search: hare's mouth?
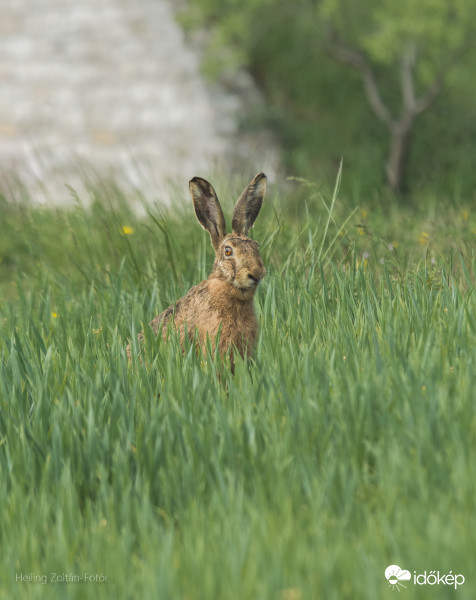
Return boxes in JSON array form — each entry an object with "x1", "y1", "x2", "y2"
[
  {"x1": 235, "y1": 277, "x2": 262, "y2": 291},
  {"x1": 243, "y1": 268, "x2": 266, "y2": 288},
  {"x1": 230, "y1": 266, "x2": 265, "y2": 291},
  {"x1": 247, "y1": 274, "x2": 261, "y2": 288}
]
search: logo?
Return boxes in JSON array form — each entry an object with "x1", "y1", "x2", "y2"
[
  {"x1": 385, "y1": 565, "x2": 411, "y2": 590},
  {"x1": 385, "y1": 565, "x2": 466, "y2": 591}
]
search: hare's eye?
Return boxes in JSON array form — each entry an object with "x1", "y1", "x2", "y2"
[{"x1": 224, "y1": 246, "x2": 233, "y2": 257}]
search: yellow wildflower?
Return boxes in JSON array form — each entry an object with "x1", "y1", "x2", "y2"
[
  {"x1": 282, "y1": 589, "x2": 302, "y2": 600},
  {"x1": 120, "y1": 226, "x2": 134, "y2": 235},
  {"x1": 419, "y1": 231, "x2": 429, "y2": 246}
]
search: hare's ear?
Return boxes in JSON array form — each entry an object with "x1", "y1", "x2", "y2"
[
  {"x1": 189, "y1": 177, "x2": 227, "y2": 251},
  {"x1": 231, "y1": 172, "x2": 266, "y2": 236}
]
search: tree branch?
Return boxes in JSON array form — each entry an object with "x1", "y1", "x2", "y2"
[
  {"x1": 400, "y1": 43, "x2": 417, "y2": 111},
  {"x1": 400, "y1": 42, "x2": 443, "y2": 117},
  {"x1": 327, "y1": 44, "x2": 394, "y2": 130},
  {"x1": 361, "y1": 65, "x2": 394, "y2": 129},
  {"x1": 413, "y1": 77, "x2": 443, "y2": 115}
]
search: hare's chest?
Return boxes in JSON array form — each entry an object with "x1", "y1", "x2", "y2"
[
  {"x1": 215, "y1": 302, "x2": 258, "y2": 357},
  {"x1": 194, "y1": 278, "x2": 259, "y2": 356}
]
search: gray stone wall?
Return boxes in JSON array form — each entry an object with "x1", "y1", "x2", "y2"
[{"x1": 0, "y1": 0, "x2": 278, "y2": 204}]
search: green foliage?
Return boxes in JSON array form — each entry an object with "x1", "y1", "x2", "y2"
[
  {"x1": 320, "y1": 0, "x2": 474, "y2": 71},
  {"x1": 180, "y1": 0, "x2": 476, "y2": 196},
  {"x1": 1, "y1": 177, "x2": 475, "y2": 598}
]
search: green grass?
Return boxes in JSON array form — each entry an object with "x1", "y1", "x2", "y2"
[{"x1": 1, "y1": 175, "x2": 475, "y2": 599}]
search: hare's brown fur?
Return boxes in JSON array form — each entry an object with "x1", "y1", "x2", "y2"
[{"x1": 127, "y1": 173, "x2": 267, "y2": 363}]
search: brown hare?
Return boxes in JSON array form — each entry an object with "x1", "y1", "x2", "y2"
[{"x1": 127, "y1": 172, "x2": 267, "y2": 364}]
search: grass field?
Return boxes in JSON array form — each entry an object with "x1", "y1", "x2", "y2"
[{"x1": 1, "y1": 173, "x2": 475, "y2": 599}]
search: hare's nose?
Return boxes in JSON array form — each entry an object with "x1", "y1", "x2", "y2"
[{"x1": 248, "y1": 273, "x2": 259, "y2": 285}]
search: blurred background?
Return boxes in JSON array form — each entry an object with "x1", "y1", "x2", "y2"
[
  {"x1": 0, "y1": 0, "x2": 279, "y2": 205},
  {"x1": 1, "y1": 0, "x2": 475, "y2": 204}
]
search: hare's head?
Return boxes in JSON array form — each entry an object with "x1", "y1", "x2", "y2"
[{"x1": 189, "y1": 172, "x2": 267, "y2": 295}]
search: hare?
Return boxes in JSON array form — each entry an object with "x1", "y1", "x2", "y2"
[{"x1": 127, "y1": 172, "x2": 267, "y2": 364}]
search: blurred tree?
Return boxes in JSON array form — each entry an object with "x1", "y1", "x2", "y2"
[
  {"x1": 315, "y1": 0, "x2": 476, "y2": 191},
  {"x1": 181, "y1": 0, "x2": 476, "y2": 195}
]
